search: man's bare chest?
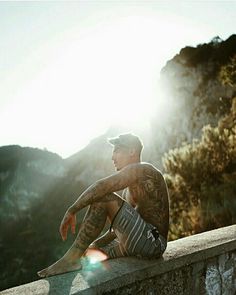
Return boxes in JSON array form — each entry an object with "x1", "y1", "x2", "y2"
[{"x1": 123, "y1": 184, "x2": 145, "y2": 207}]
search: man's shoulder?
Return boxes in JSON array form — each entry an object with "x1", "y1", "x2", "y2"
[{"x1": 124, "y1": 162, "x2": 161, "y2": 174}]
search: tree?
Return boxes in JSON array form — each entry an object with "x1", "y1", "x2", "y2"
[
  {"x1": 163, "y1": 57, "x2": 236, "y2": 240},
  {"x1": 219, "y1": 55, "x2": 236, "y2": 88}
]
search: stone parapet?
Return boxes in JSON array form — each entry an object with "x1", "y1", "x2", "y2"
[{"x1": 1, "y1": 225, "x2": 236, "y2": 294}]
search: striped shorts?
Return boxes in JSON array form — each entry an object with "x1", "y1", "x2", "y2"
[{"x1": 100, "y1": 201, "x2": 167, "y2": 259}]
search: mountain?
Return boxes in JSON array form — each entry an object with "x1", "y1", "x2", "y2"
[
  {"x1": 0, "y1": 145, "x2": 65, "y2": 219},
  {"x1": 156, "y1": 35, "x2": 236, "y2": 148}
]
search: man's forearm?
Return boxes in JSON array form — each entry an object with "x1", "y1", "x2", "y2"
[
  {"x1": 68, "y1": 181, "x2": 106, "y2": 214},
  {"x1": 68, "y1": 167, "x2": 133, "y2": 214}
]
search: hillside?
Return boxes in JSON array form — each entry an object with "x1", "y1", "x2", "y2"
[{"x1": 157, "y1": 35, "x2": 236, "y2": 148}]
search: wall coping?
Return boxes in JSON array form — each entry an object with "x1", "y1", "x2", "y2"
[{"x1": 1, "y1": 224, "x2": 236, "y2": 295}]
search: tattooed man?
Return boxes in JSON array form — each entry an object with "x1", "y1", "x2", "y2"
[{"x1": 38, "y1": 133, "x2": 169, "y2": 277}]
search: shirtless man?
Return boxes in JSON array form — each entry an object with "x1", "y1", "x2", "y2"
[{"x1": 38, "y1": 133, "x2": 169, "y2": 278}]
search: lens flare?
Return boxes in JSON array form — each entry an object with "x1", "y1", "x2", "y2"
[
  {"x1": 82, "y1": 249, "x2": 108, "y2": 270},
  {"x1": 86, "y1": 249, "x2": 108, "y2": 262}
]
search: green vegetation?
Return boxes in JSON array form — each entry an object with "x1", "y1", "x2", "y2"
[
  {"x1": 164, "y1": 56, "x2": 236, "y2": 240},
  {"x1": 220, "y1": 55, "x2": 236, "y2": 87}
]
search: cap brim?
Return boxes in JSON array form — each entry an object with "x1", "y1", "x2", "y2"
[{"x1": 108, "y1": 137, "x2": 120, "y2": 145}]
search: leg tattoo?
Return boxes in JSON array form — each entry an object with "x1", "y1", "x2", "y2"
[
  {"x1": 37, "y1": 203, "x2": 107, "y2": 278},
  {"x1": 74, "y1": 202, "x2": 107, "y2": 252}
]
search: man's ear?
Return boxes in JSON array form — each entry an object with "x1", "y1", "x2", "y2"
[{"x1": 129, "y1": 148, "x2": 136, "y2": 157}]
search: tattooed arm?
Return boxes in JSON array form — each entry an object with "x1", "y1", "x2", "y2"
[{"x1": 68, "y1": 163, "x2": 146, "y2": 214}]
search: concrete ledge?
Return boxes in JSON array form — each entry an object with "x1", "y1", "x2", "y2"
[{"x1": 1, "y1": 225, "x2": 236, "y2": 295}]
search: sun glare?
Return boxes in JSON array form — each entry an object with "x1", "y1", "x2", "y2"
[
  {"x1": 83, "y1": 249, "x2": 108, "y2": 270},
  {"x1": 1, "y1": 13, "x2": 195, "y2": 157}
]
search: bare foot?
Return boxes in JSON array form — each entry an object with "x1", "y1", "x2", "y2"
[{"x1": 37, "y1": 257, "x2": 82, "y2": 278}]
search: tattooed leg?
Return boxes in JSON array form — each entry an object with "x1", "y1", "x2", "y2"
[{"x1": 37, "y1": 193, "x2": 123, "y2": 278}]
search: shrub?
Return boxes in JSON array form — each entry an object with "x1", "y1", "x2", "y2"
[{"x1": 163, "y1": 97, "x2": 236, "y2": 240}]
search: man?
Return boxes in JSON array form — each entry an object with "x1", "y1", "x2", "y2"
[{"x1": 38, "y1": 133, "x2": 169, "y2": 278}]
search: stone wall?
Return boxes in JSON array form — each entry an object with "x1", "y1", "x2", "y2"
[
  {"x1": 1, "y1": 225, "x2": 236, "y2": 295},
  {"x1": 105, "y1": 251, "x2": 235, "y2": 295}
]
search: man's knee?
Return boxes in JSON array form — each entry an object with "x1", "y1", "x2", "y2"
[
  {"x1": 104, "y1": 193, "x2": 121, "y2": 200},
  {"x1": 102, "y1": 193, "x2": 123, "y2": 206}
]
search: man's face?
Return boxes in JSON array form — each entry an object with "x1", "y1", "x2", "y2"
[{"x1": 112, "y1": 145, "x2": 131, "y2": 171}]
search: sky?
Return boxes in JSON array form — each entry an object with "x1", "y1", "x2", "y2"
[{"x1": 0, "y1": 1, "x2": 235, "y2": 158}]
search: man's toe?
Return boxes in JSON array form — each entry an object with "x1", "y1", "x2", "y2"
[{"x1": 37, "y1": 269, "x2": 47, "y2": 278}]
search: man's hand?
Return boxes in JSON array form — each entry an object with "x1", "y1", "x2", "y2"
[{"x1": 59, "y1": 210, "x2": 76, "y2": 241}]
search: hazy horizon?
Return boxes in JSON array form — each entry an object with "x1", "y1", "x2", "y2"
[{"x1": 1, "y1": 1, "x2": 235, "y2": 158}]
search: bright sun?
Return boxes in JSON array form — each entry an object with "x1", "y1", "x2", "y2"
[{"x1": 2, "y1": 14, "x2": 181, "y2": 157}]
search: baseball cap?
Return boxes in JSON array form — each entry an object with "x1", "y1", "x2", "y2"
[{"x1": 108, "y1": 133, "x2": 143, "y2": 151}]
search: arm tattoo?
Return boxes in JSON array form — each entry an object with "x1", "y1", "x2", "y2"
[
  {"x1": 68, "y1": 162, "x2": 169, "y2": 239},
  {"x1": 69, "y1": 163, "x2": 148, "y2": 213}
]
